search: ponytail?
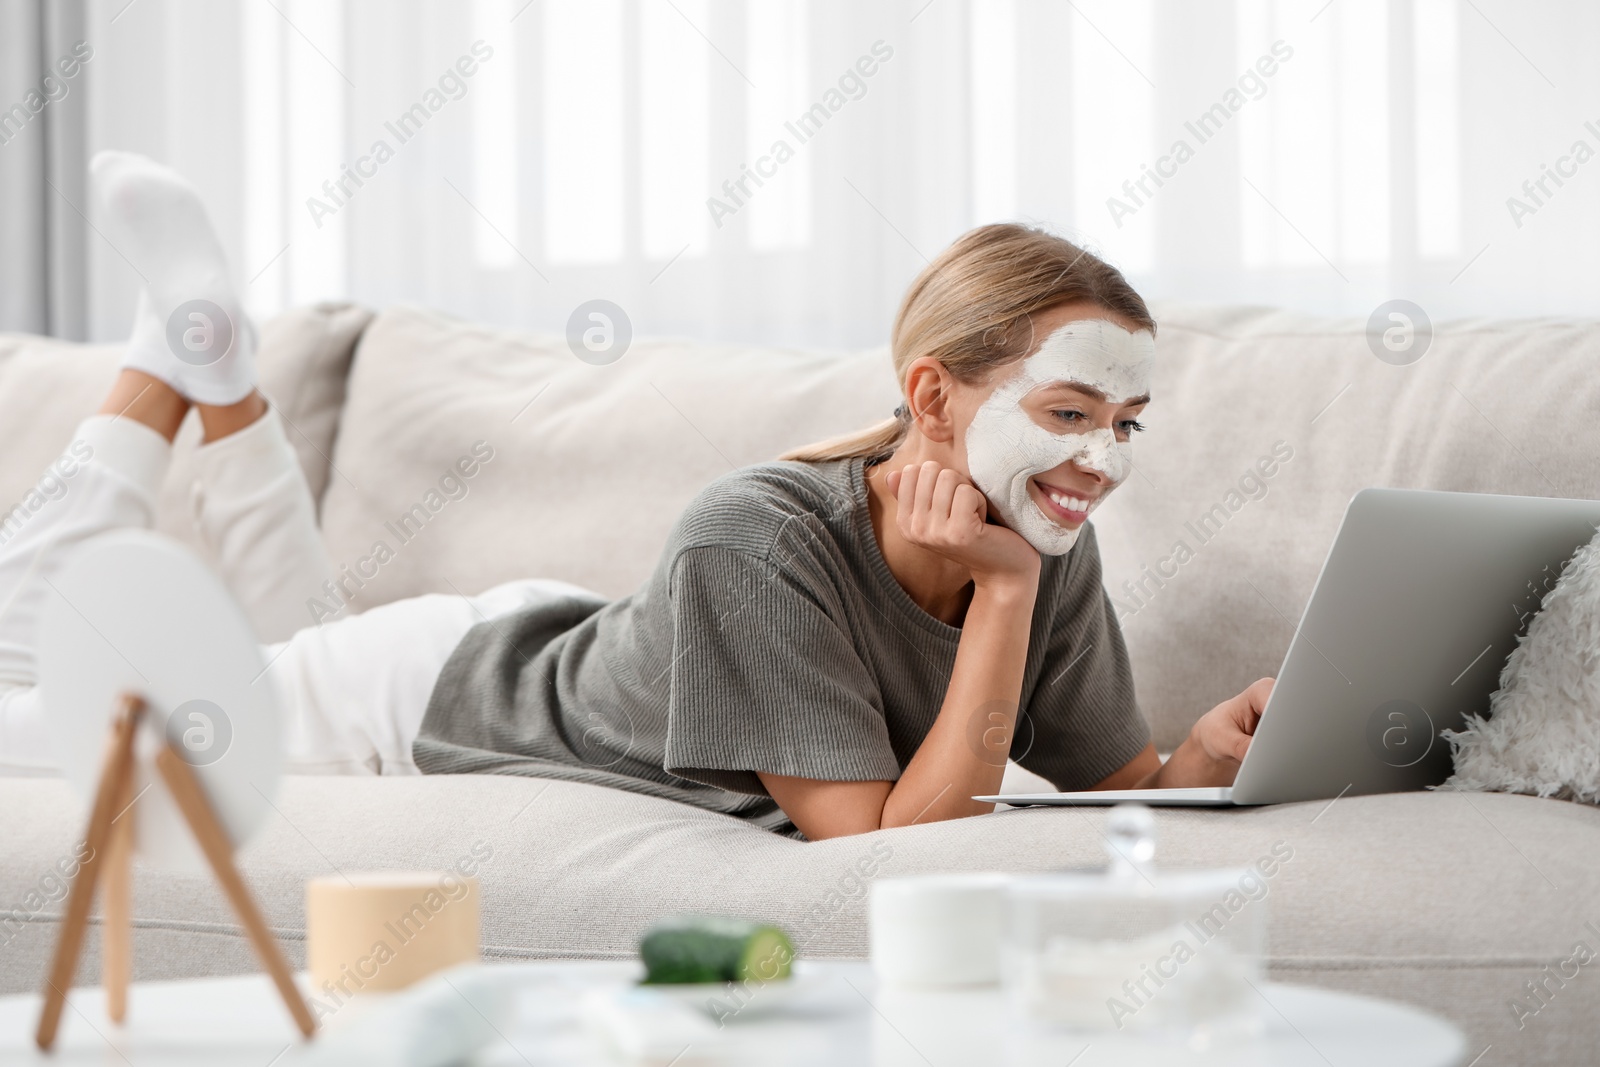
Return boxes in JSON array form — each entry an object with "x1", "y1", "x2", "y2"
[{"x1": 780, "y1": 412, "x2": 908, "y2": 465}]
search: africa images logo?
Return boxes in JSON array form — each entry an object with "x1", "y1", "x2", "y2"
[
  {"x1": 165, "y1": 299, "x2": 235, "y2": 366},
  {"x1": 1364, "y1": 699, "x2": 1434, "y2": 769}
]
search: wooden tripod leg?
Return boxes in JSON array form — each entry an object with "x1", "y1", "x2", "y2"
[
  {"x1": 154, "y1": 745, "x2": 317, "y2": 1038},
  {"x1": 103, "y1": 765, "x2": 136, "y2": 1023},
  {"x1": 36, "y1": 695, "x2": 145, "y2": 1051}
]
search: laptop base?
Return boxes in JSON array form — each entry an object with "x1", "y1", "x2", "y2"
[{"x1": 976, "y1": 787, "x2": 1247, "y2": 808}]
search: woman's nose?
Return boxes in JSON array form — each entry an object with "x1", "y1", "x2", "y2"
[{"x1": 1075, "y1": 461, "x2": 1114, "y2": 487}]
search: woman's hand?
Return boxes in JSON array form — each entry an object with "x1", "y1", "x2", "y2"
[
  {"x1": 1189, "y1": 676, "x2": 1275, "y2": 767},
  {"x1": 1125, "y1": 676, "x2": 1275, "y2": 789},
  {"x1": 884, "y1": 461, "x2": 1040, "y2": 588},
  {"x1": 768, "y1": 462, "x2": 1041, "y2": 839}
]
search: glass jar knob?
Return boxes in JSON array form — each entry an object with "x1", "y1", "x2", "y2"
[{"x1": 1104, "y1": 802, "x2": 1156, "y2": 884}]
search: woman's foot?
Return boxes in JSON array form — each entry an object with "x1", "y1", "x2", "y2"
[{"x1": 91, "y1": 150, "x2": 257, "y2": 407}]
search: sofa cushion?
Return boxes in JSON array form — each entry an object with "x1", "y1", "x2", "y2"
[
  {"x1": 1443, "y1": 523, "x2": 1600, "y2": 802},
  {"x1": 323, "y1": 302, "x2": 1600, "y2": 749},
  {"x1": 317, "y1": 305, "x2": 900, "y2": 609},
  {"x1": 0, "y1": 776, "x2": 1594, "y2": 1064},
  {"x1": 1094, "y1": 303, "x2": 1600, "y2": 747},
  {"x1": 0, "y1": 302, "x2": 371, "y2": 564}
]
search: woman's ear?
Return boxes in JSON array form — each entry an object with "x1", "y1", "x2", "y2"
[{"x1": 902, "y1": 356, "x2": 960, "y2": 444}]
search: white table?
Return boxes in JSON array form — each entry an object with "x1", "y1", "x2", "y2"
[{"x1": 0, "y1": 961, "x2": 1466, "y2": 1066}]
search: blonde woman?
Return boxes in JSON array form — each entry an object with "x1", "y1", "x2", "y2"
[{"x1": 0, "y1": 153, "x2": 1270, "y2": 840}]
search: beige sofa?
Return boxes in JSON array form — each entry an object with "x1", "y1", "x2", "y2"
[{"x1": 2, "y1": 301, "x2": 1599, "y2": 1064}]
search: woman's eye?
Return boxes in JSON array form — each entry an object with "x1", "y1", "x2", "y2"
[{"x1": 1045, "y1": 409, "x2": 1145, "y2": 434}]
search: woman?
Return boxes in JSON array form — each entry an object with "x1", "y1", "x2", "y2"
[{"x1": 0, "y1": 153, "x2": 1270, "y2": 840}]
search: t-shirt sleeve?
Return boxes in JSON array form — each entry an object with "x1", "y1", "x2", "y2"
[
  {"x1": 1016, "y1": 523, "x2": 1152, "y2": 789},
  {"x1": 662, "y1": 544, "x2": 902, "y2": 795}
]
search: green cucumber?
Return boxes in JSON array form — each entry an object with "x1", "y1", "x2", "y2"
[{"x1": 639, "y1": 915, "x2": 795, "y2": 985}]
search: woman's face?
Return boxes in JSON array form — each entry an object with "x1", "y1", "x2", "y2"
[{"x1": 955, "y1": 301, "x2": 1154, "y2": 555}]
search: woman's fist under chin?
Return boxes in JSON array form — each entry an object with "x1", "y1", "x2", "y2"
[{"x1": 885, "y1": 460, "x2": 1040, "y2": 587}]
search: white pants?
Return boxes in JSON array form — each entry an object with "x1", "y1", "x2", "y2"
[{"x1": 0, "y1": 412, "x2": 587, "y2": 776}]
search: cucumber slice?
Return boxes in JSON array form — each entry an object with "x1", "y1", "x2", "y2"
[
  {"x1": 639, "y1": 915, "x2": 795, "y2": 985},
  {"x1": 734, "y1": 925, "x2": 794, "y2": 983}
]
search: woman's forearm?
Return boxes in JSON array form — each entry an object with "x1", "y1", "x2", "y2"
[
  {"x1": 879, "y1": 577, "x2": 1038, "y2": 828},
  {"x1": 1135, "y1": 735, "x2": 1234, "y2": 788}
]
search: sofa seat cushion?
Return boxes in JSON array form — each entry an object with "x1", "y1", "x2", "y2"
[{"x1": 0, "y1": 776, "x2": 1595, "y2": 1062}]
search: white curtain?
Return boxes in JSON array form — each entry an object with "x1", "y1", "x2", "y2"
[
  {"x1": 8, "y1": 0, "x2": 1599, "y2": 348},
  {"x1": 0, "y1": 0, "x2": 92, "y2": 338}
]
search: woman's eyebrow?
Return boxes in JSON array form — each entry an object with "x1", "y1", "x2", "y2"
[{"x1": 1035, "y1": 381, "x2": 1151, "y2": 406}]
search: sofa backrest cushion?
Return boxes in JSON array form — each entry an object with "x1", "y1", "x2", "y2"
[
  {"x1": 317, "y1": 305, "x2": 901, "y2": 609},
  {"x1": 1093, "y1": 302, "x2": 1600, "y2": 746},
  {"x1": 316, "y1": 302, "x2": 1600, "y2": 749},
  {"x1": 0, "y1": 302, "x2": 370, "y2": 565}
]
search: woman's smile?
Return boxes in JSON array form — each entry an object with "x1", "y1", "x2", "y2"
[{"x1": 1029, "y1": 477, "x2": 1098, "y2": 527}]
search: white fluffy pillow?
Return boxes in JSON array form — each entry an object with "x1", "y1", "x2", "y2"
[{"x1": 1443, "y1": 524, "x2": 1600, "y2": 802}]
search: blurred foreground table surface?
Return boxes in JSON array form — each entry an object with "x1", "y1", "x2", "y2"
[{"x1": 0, "y1": 959, "x2": 1464, "y2": 1066}]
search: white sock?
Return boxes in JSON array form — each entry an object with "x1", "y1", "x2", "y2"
[{"x1": 92, "y1": 150, "x2": 257, "y2": 406}]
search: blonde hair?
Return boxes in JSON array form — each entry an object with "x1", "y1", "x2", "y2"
[{"x1": 781, "y1": 224, "x2": 1155, "y2": 465}]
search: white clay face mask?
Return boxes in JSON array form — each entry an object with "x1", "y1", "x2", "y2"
[{"x1": 964, "y1": 319, "x2": 1155, "y2": 555}]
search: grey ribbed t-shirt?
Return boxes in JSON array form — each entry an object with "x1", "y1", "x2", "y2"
[{"x1": 414, "y1": 457, "x2": 1149, "y2": 836}]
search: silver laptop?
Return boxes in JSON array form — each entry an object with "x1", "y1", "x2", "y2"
[{"x1": 979, "y1": 488, "x2": 1600, "y2": 809}]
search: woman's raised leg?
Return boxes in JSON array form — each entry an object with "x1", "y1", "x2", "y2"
[
  {"x1": 0, "y1": 150, "x2": 328, "y2": 769},
  {"x1": 0, "y1": 373, "x2": 188, "y2": 770},
  {"x1": 3, "y1": 151, "x2": 590, "y2": 779},
  {"x1": 92, "y1": 150, "x2": 334, "y2": 645},
  {"x1": 187, "y1": 393, "x2": 335, "y2": 644}
]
